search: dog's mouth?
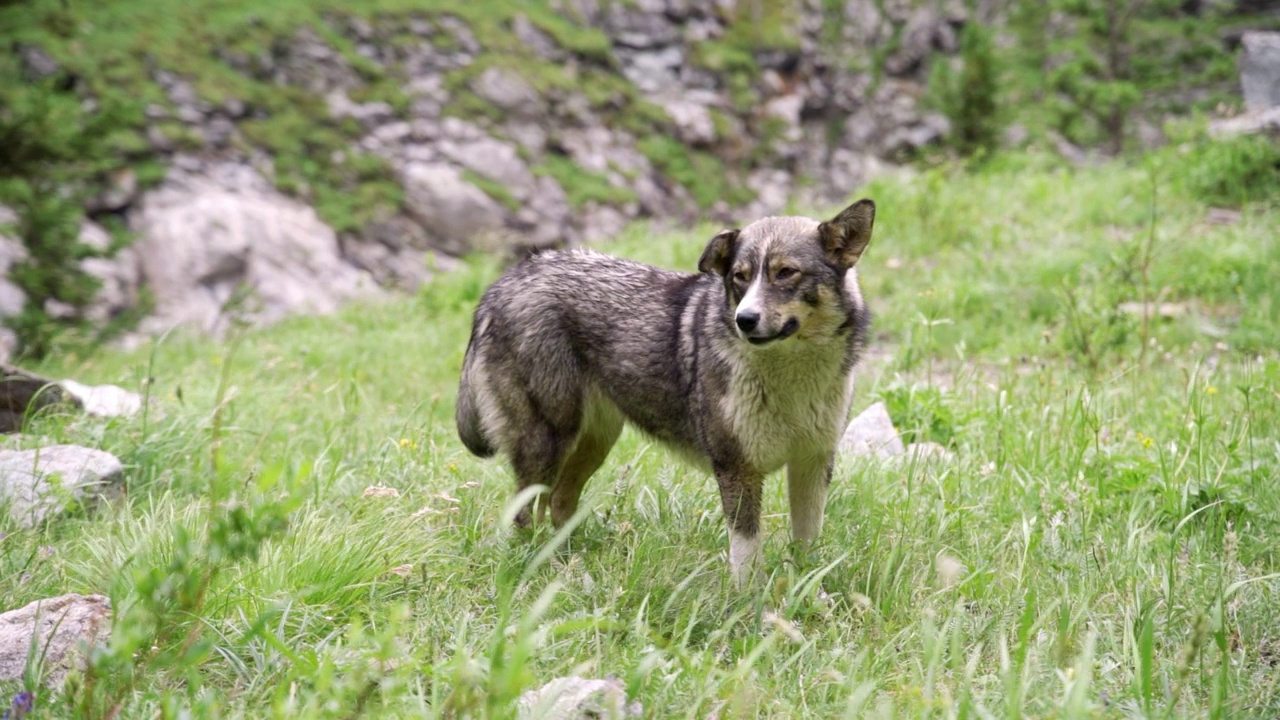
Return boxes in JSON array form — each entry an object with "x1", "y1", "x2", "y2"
[{"x1": 744, "y1": 318, "x2": 800, "y2": 346}]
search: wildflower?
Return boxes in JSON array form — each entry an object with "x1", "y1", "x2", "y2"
[
  {"x1": 1205, "y1": 385, "x2": 1217, "y2": 396},
  {"x1": 362, "y1": 485, "x2": 400, "y2": 499},
  {"x1": 398, "y1": 438, "x2": 418, "y2": 451},
  {"x1": 1136, "y1": 432, "x2": 1154, "y2": 449},
  {"x1": 935, "y1": 554, "x2": 967, "y2": 588},
  {"x1": 762, "y1": 611, "x2": 804, "y2": 644},
  {"x1": 3, "y1": 691, "x2": 35, "y2": 720}
]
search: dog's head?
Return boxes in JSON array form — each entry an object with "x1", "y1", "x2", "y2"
[{"x1": 697, "y1": 199, "x2": 875, "y2": 347}]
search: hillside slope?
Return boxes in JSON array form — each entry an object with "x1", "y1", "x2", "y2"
[{"x1": 2, "y1": 0, "x2": 1271, "y2": 359}]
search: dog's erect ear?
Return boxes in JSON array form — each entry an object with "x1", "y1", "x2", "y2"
[
  {"x1": 818, "y1": 198, "x2": 875, "y2": 269},
  {"x1": 698, "y1": 228, "x2": 739, "y2": 276}
]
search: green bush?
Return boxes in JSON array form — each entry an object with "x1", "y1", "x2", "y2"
[{"x1": 1168, "y1": 135, "x2": 1280, "y2": 208}]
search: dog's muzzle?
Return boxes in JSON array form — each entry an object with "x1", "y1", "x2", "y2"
[{"x1": 737, "y1": 315, "x2": 800, "y2": 346}]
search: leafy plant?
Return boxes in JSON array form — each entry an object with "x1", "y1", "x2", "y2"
[
  {"x1": 1169, "y1": 135, "x2": 1280, "y2": 208},
  {"x1": 0, "y1": 71, "x2": 131, "y2": 359},
  {"x1": 929, "y1": 22, "x2": 1001, "y2": 157}
]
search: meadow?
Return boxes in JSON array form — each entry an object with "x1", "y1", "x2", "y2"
[{"x1": 2, "y1": 139, "x2": 1279, "y2": 718}]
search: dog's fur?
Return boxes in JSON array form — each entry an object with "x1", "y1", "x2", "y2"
[{"x1": 456, "y1": 199, "x2": 876, "y2": 582}]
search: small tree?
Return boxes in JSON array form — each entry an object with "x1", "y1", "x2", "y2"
[
  {"x1": 929, "y1": 21, "x2": 1002, "y2": 157},
  {"x1": 1045, "y1": 0, "x2": 1184, "y2": 154}
]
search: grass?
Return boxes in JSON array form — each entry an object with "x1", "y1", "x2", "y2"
[
  {"x1": 3, "y1": 144, "x2": 1280, "y2": 716},
  {"x1": 531, "y1": 155, "x2": 638, "y2": 210}
]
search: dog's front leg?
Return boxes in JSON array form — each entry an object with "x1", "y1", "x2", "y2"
[
  {"x1": 715, "y1": 466, "x2": 765, "y2": 585},
  {"x1": 788, "y1": 453, "x2": 834, "y2": 543}
]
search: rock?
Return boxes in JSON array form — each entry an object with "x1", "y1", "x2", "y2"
[
  {"x1": 345, "y1": 214, "x2": 461, "y2": 290},
  {"x1": 1003, "y1": 124, "x2": 1029, "y2": 147},
  {"x1": 524, "y1": 176, "x2": 573, "y2": 247},
  {"x1": 0, "y1": 365, "x2": 80, "y2": 433},
  {"x1": 1206, "y1": 207, "x2": 1243, "y2": 225},
  {"x1": 839, "y1": 402, "x2": 905, "y2": 459},
  {"x1": 904, "y1": 441, "x2": 953, "y2": 464},
  {"x1": 18, "y1": 44, "x2": 61, "y2": 83},
  {"x1": 369, "y1": 120, "x2": 413, "y2": 147},
  {"x1": 399, "y1": 163, "x2": 507, "y2": 256},
  {"x1": 1118, "y1": 301, "x2": 1190, "y2": 319},
  {"x1": 0, "y1": 594, "x2": 112, "y2": 688},
  {"x1": 616, "y1": 46, "x2": 684, "y2": 94},
  {"x1": 663, "y1": 97, "x2": 717, "y2": 145},
  {"x1": 57, "y1": 379, "x2": 142, "y2": 419},
  {"x1": 880, "y1": 112, "x2": 951, "y2": 157},
  {"x1": 472, "y1": 67, "x2": 542, "y2": 117},
  {"x1": 513, "y1": 13, "x2": 566, "y2": 60},
  {"x1": 844, "y1": 0, "x2": 891, "y2": 49},
  {"x1": 85, "y1": 168, "x2": 139, "y2": 213},
  {"x1": 1241, "y1": 32, "x2": 1280, "y2": 112},
  {"x1": 1048, "y1": 132, "x2": 1092, "y2": 166},
  {"x1": 0, "y1": 207, "x2": 28, "y2": 331},
  {"x1": 129, "y1": 163, "x2": 379, "y2": 334},
  {"x1": 326, "y1": 91, "x2": 396, "y2": 129},
  {"x1": 438, "y1": 136, "x2": 538, "y2": 200},
  {"x1": 604, "y1": 2, "x2": 680, "y2": 49},
  {"x1": 276, "y1": 27, "x2": 363, "y2": 93},
  {"x1": 437, "y1": 15, "x2": 480, "y2": 55},
  {"x1": 744, "y1": 168, "x2": 792, "y2": 216},
  {"x1": 884, "y1": 5, "x2": 946, "y2": 78},
  {"x1": 826, "y1": 149, "x2": 888, "y2": 196},
  {"x1": 517, "y1": 676, "x2": 642, "y2": 720},
  {"x1": 1208, "y1": 107, "x2": 1280, "y2": 138},
  {"x1": 579, "y1": 205, "x2": 629, "y2": 242},
  {"x1": 79, "y1": 220, "x2": 141, "y2": 324},
  {"x1": 0, "y1": 445, "x2": 123, "y2": 527}
]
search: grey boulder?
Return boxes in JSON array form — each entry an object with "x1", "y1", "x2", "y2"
[
  {"x1": 0, "y1": 593, "x2": 112, "y2": 688},
  {"x1": 0, "y1": 445, "x2": 124, "y2": 527}
]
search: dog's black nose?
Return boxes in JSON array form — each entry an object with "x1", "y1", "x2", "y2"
[{"x1": 736, "y1": 311, "x2": 760, "y2": 333}]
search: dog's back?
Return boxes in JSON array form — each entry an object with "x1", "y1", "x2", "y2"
[{"x1": 456, "y1": 250, "x2": 706, "y2": 461}]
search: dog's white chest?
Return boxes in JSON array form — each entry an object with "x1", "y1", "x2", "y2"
[{"x1": 721, "y1": 350, "x2": 853, "y2": 472}]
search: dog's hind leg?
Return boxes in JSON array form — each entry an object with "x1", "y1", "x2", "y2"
[
  {"x1": 509, "y1": 422, "x2": 570, "y2": 527},
  {"x1": 550, "y1": 395, "x2": 623, "y2": 526},
  {"x1": 787, "y1": 453, "x2": 834, "y2": 542},
  {"x1": 499, "y1": 362, "x2": 587, "y2": 528}
]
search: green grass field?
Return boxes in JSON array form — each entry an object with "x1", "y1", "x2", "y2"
[{"x1": 2, "y1": 142, "x2": 1279, "y2": 717}]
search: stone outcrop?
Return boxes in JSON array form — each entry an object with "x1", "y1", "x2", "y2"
[
  {"x1": 5, "y1": 2, "x2": 967, "y2": 345},
  {"x1": 1241, "y1": 31, "x2": 1280, "y2": 111},
  {"x1": 129, "y1": 162, "x2": 384, "y2": 334}
]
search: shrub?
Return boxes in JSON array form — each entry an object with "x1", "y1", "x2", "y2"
[
  {"x1": 1168, "y1": 135, "x2": 1280, "y2": 208},
  {"x1": 0, "y1": 71, "x2": 130, "y2": 359}
]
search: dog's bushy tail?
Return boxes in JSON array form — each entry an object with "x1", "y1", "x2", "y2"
[{"x1": 456, "y1": 318, "x2": 497, "y2": 459}]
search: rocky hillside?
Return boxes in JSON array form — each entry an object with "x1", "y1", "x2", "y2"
[{"x1": 0, "y1": 0, "x2": 1273, "y2": 356}]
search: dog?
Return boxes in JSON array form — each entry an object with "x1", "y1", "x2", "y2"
[{"x1": 455, "y1": 199, "x2": 876, "y2": 583}]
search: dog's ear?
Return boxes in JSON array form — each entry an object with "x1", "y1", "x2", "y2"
[
  {"x1": 818, "y1": 199, "x2": 875, "y2": 269},
  {"x1": 698, "y1": 228, "x2": 739, "y2": 276}
]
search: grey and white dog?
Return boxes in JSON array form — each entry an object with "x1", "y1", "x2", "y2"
[{"x1": 456, "y1": 199, "x2": 876, "y2": 583}]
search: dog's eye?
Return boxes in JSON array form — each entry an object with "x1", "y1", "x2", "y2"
[
  {"x1": 775, "y1": 267, "x2": 799, "y2": 281},
  {"x1": 732, "y1": 271, "x2": 749, "y2": 283}
]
